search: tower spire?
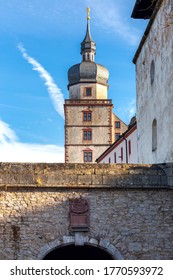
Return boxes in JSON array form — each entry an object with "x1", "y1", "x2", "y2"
[{"x1": 81, "y1": 7, "x2": 96, "y2": 62}]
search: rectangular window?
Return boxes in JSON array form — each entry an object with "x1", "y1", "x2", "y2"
[
  {"x1": 83, "y1": 130, "x2": 92, "y2": 140},
  {"x1": 115, "y1": 121, "x2": 121, "y2": 128},
  {"x1": 114, "y1": 152, "x2": 116, "y2": 163},
  {"x1": 84, "y1": 152, "x2": 92, "y2": 162},
  {"x1": 128, "y1": 140, "x2": 131, "y2": 155},
  {"x1": 83, "y1": 112, "x2": 92, "y2": 121},
  {"x1": 121, "y1": 147, "x2": 123, "y2": 162},
  {"x1": 109, "y1": 158, "x2": 111, "y2": 163},
  {"x1": 85, "y1": 87, "x2": 92, "y2": 96},
  {"x1": 115, "y1": 133, "x2": 120, "y2": 140}
]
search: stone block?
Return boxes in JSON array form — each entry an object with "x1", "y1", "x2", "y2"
[
  {"x1": 160, "y1": 176, "x2": 167, "y2": 186},
  {"x1": 47, "y1": 175, "x2": 78, "y2": 186},
  {"x1": 63, "y1": 235, "x2": 75, "y2": 244},
  {"x1": 77, "y1": 175, "x2": 92, "y2": 185},
  {"x1": 92, "y1": 175, "x2": 103, "y2": 185},
  {"x1": 128, "y1": 242, "x2": 142, "y2": 252},
  {"x1": 167, "y1": 176, "x2": 173, "y2": 187},
  {"x1": 133, "y1": 175, "x2": 150, "y2": 185},
  {"x1": 88, "y1": 238, "x2": 98, "y2": 246},
  {"x1": 75, "y1": 232, "x2": 89, "y2": 246},
  {"x1": 99, "y1": 238, "x2": 110, "y2": 249},
  {"x1": 149, "y1": 175, "x2": 161, "y2": 185}
]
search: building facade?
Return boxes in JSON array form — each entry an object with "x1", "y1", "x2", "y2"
[
  {"x1": 96, "y1": 117, "x2": 137, "y2": 164},
  {"x1": 132, "y1": 0, "x2": 173, "y2": 163},
  {"x1": 64, "y1": 9, "x2": 127, "y2": 163}
]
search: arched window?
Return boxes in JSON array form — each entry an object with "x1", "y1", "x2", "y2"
[
  {"x1": 150, "y1": 60, "x2": 155, "y2": 85},
  {"x1": 152, "y1": 119, "x2": 157, "y2": 152}
]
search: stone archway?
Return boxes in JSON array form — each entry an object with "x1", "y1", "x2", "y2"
[
  {"x1": 37, "y1": 235, "x2": 124, "y2": 260},
  {"x1": 43, "y1": 244, "x2": 113, "y2": 260}
]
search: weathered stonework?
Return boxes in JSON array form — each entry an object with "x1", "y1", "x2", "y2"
[{"x1": 0, "y1": 163, "x2": 172, "y2": 260}]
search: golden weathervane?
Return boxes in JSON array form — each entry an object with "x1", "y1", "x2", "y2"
[{"x1": 87, "y1": 7, "x2": 90, "y2": 20}]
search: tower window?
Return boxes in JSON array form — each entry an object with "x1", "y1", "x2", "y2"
[
  {"x1": 152, "y1": 119, "x2": 157, "y2": 152},
  {"x1": 83, "y1": 112, "x2": 92, "y2": 121},
  {"x1": 84, "y1": 152, "x2": 92, "y2": 162},
  {"x1": 83, "y1": 130, "x2": 92, "y2": 140},
  {"x1": 85, "y1": 87, "x2": 92, "y2": 97},
  {"x1": 115, "y1": 121, "x2": 121, "y2": 128}
]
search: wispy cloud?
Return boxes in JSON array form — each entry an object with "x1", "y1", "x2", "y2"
[
  {"x1": 18, "y1": 43, "x2": 64, "y2": 118},
  {"x1": 0, "y1": 119, "x2": 64, "y2": 162},
  {"x1": 127, "y1": 99, "x2": 136, "y2": 119},
  {"x1": 117, "y1": 99, "x2": 136, "y2": 124},
  {"x1": 0, "y1": 119, "x2": 18, "y2": 143},
  {"x1": 86, "y1": 0, "x2": 140, "y2": 46}
]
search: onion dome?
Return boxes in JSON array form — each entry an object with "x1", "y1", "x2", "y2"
[{"x1": 68, "y1": 8, "x2": 109, "y2": 88}]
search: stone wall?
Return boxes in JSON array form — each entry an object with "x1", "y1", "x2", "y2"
[
  {"x1": 0, "y1": 163, "x2": 173, "y2": 260},
  {"x1": 134, "y1": 0, "x2": 173, "y2": 163}
]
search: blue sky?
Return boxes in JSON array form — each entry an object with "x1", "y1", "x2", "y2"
[{"x1": 0, "y1": 0, "x2": 147, "y2": 162}]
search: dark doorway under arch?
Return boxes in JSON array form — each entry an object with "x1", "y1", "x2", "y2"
[{"x1": 43, "y1": 244, "x2": 113, "y2": 260}]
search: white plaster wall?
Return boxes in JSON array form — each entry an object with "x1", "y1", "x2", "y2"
[
  {"x1": 99, "y1": 129, "x2": 137, "y2": 164},
  {"x1": 135, "y1": 0, "x2": 173, "y2": 163},
  {"x1": 96, "y1": 84, "x2": 108, "y2": 99},
  {"x1": 126, "y1": 130, "x2": 138, "y2": 164},
  {"x1": 100, "y1": 141, "x2": 126, "y2": 163}
]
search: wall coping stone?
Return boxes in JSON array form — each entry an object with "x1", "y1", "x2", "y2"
[{"x1": 0, "y1": 162, "x2": 171, "y2": 190}]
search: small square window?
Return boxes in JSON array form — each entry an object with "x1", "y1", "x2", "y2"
[
  {"x1": 83, "y1": 130, "x2": 92, "y2": 140},
  {"x1": 84, "y1": 152, "x2": 92, "y2": 162},
  {"x1": 83, "y1": 112, "x2": 92, "y2": 121},
  {"x1": 85, "y1": 87, "x2": 92, "y2": 96},
  {"x1": 115, "y1": 121, "x2": 121, "y2": 128}
]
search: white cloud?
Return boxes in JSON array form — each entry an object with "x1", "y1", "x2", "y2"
[
  {"x1": 86, "y1": 0, "x2": 140, "y2": 46},
  {"x1": 0, "y1": 120, "x2": 64, "y2": 163},
  {"x1": 0, "y1": 120, "x2": 18, "y2": 143},
  {"x1": 18, "y1": 43, "x2": 65, "y2": 119}
]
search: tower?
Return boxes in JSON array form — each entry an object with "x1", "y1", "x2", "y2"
[{"x1": 64, "y1": 8, "x2": 127, "y2": 163}]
